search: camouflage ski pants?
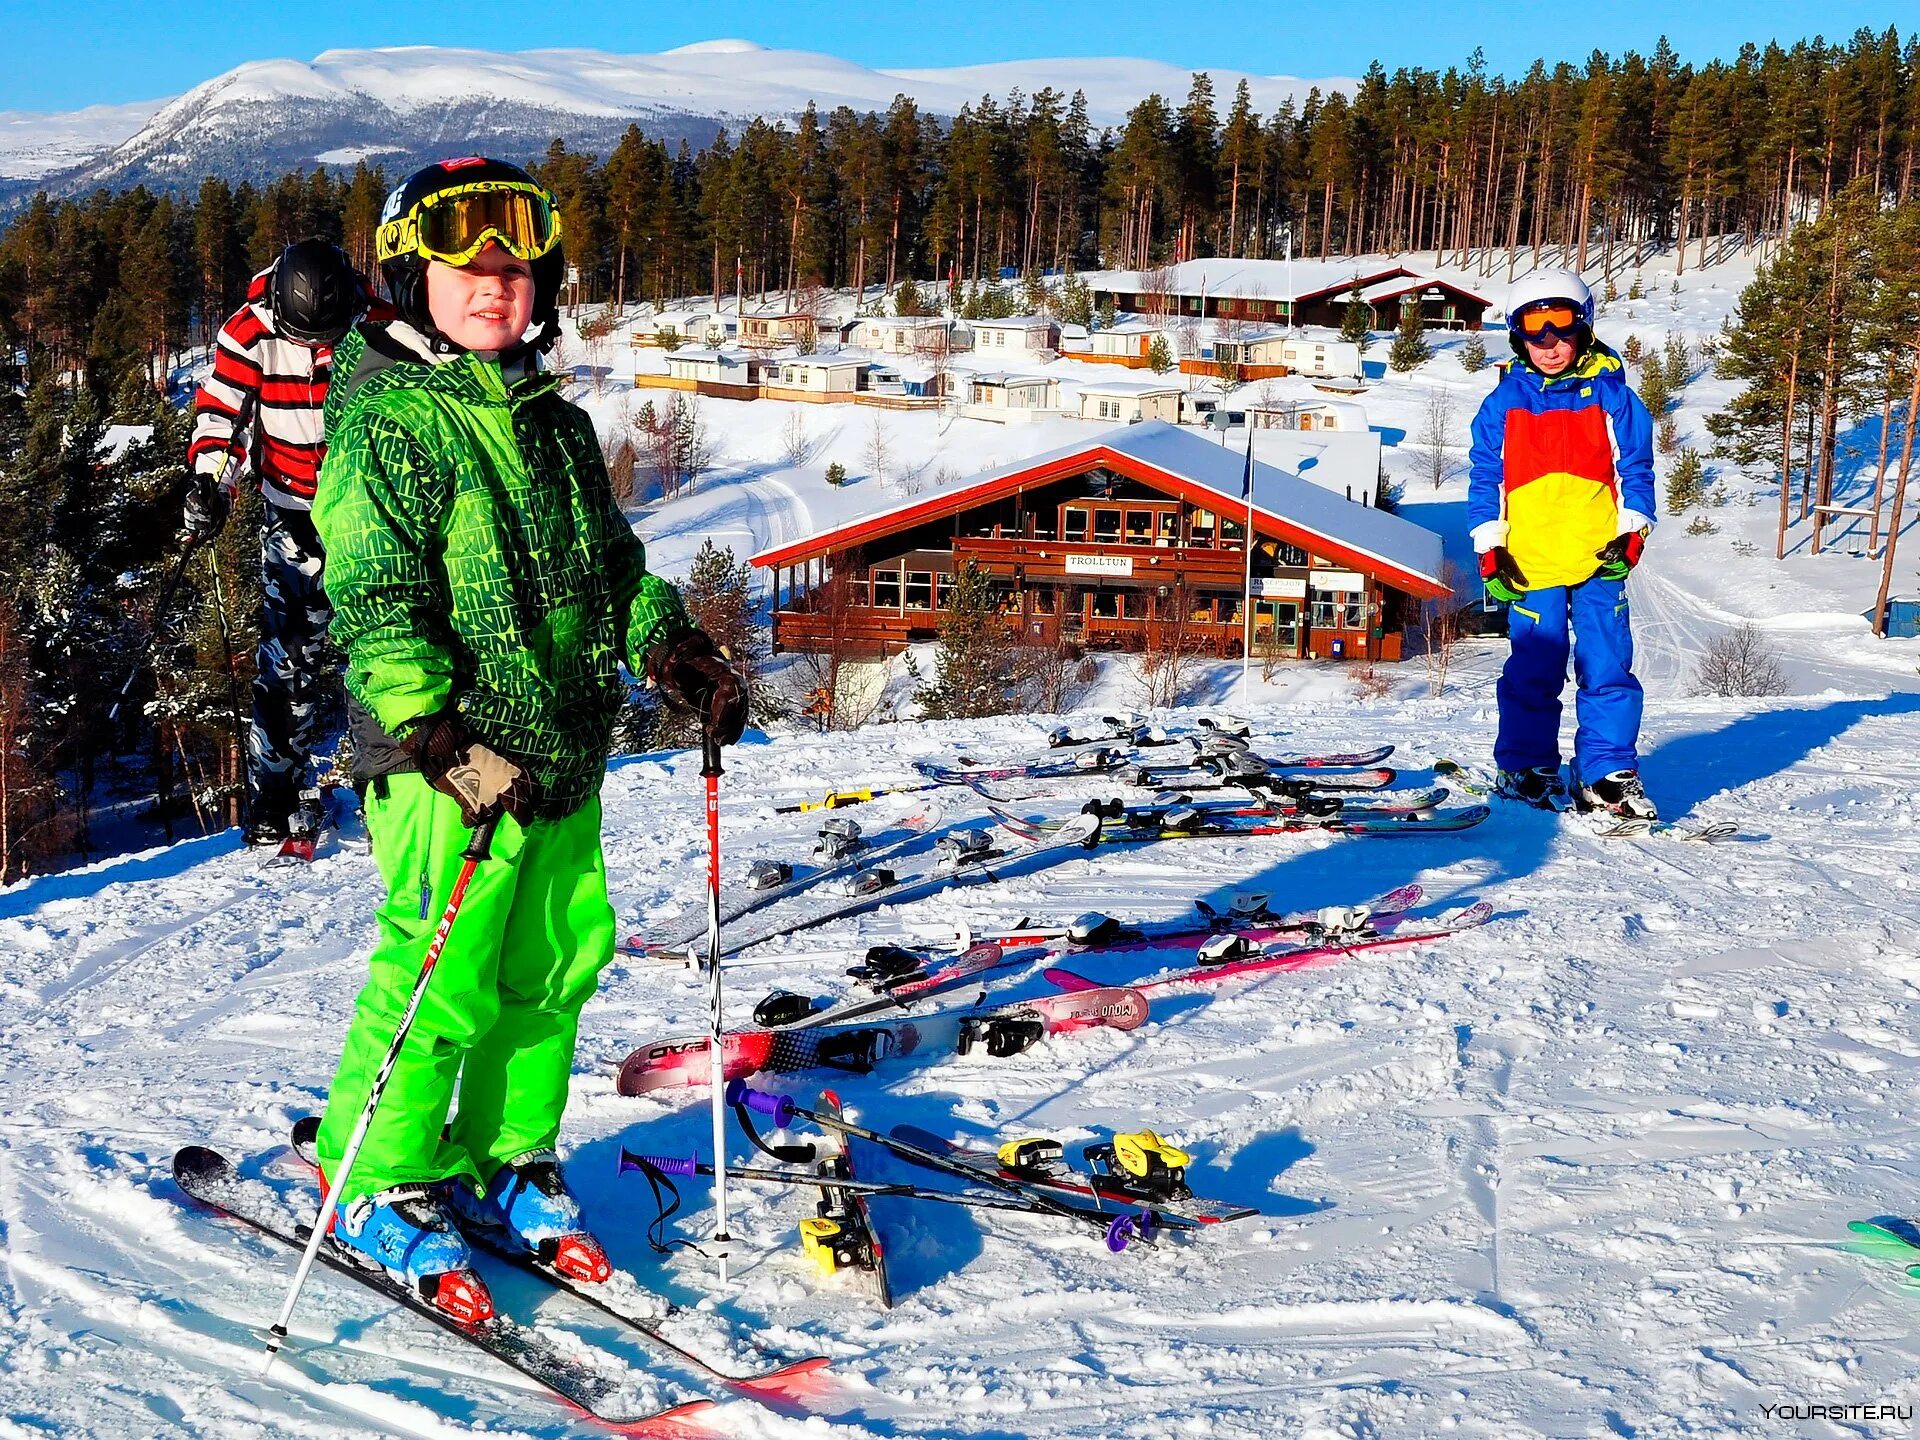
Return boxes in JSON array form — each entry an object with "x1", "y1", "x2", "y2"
[{"x1": 248, "y1": 501, "x2": 333, "y2": 824}]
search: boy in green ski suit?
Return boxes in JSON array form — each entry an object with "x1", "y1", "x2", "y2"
[{"x1": 310, "y1": 157, "x2": 746, "y2": 1315}]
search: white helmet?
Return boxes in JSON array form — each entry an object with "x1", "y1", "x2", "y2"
[
  {"x1": 1505, "y1": 269, "x2": 1595, "y2": 328},
  {"x1": 1505, "y1": 268, "x2": 1595, "y2": 359}
]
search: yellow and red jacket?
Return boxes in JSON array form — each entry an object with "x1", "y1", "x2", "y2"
[{"x1": 1467, "y1": 343, "x2": 1655, "y2": 590}]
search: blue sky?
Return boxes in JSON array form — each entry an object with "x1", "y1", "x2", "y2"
[{"x1": 1, "y1": 0, "x2": 1907, "y2": 112}]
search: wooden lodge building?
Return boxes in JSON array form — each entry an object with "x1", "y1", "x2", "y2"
[
  {"x1": 753, "y1": 422, "x2": 1449, "y2": 664},
  {"x1": 1085, "y1": 259, "x2": 1491, "y2": 331}
]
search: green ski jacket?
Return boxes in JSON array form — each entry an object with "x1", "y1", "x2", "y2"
[{"x1": 315, "y1": 327, "x2": 687, "y2": 819}]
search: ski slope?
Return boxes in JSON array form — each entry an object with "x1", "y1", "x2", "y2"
[{"x1": 4, "y1": 249, "x2": 1920, "y2": 1437}]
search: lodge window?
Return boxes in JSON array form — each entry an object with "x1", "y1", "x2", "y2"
[
  {"x1": 1221, "y1": 516, "x2": 1246, "y2": 545},
  {"x1": 1270, "y1": 540, "x2": 1309, "y2": 567},
  {"x1": 1310, "y1": 589, "x2": 1367, "y2": 630},
  {"x1": 872, "y1": 571, "x2": 902, "y2": 609},
  {"x1": 905, "y1": 571, "x2": 935, "y2": 610},
  {"x1": 1189, "y1": 507, "x2": 1216, "y2": 546},
  {"x1": 1206, "y1": 590, "x2": 1244, "y2": 623},
  {"x1": 1188, "y1": 592, "x2": 1217, "y2": 623},
  {"x1": 1063, "y1": 508, "x2": 1088, "y2": 541},
  {"x1": 1032, "y1": 588, "x2": 1057, "y2": 616},
  {"x1": 1124, "y1": 510, "x2": 1154, "y2": 545},
  {"x1": 1091, "y1": 590, "x2": 1121, "y2": 619},
  {"x1": 936, "y1": 572, "x2": 957, "y2": 608},
  {"x1": 843, "y1": 577, "x2": 871, "y2": 607},
  {"x1": 1093, "y1": 509, "x2": 1122, "y2": 543},
  {"x1": 1159, "y1": 512, "x2": 1180, "y2": 544}
]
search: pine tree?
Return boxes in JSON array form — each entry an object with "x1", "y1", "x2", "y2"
[
  {"x1": 1147, "y1": 332, "x2": 1174, "y2": 374},
  {"x1": 1057, "y1": 271, "x2": 1092, "y2": 328},
  {"x1": 913, "y1": 565, "x2": 1019, "y2": 719},
  {"x1": 893, "y1": 278, "x2": 927, "y2": 316},
  {"x1": 1665, "y1": 447, "x2": 1705, "y2": 513},
  {"x1": 1339, "y1": 282, "x2": 1372, "y2": 351},
  {"x1": 1388, "y1": 304, "x2": 1431, "y2": 372},
  {"x1": 1460, "y1": 334, "x2": 1488, "y2": 372}
]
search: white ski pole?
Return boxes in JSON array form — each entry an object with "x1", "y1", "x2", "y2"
[
  {"x1": 701, "y1": 732, "x2": 733, "y2": 1284},
  {"x1": 262, "y1": 814, "x2": 499, "y2": 1372}
]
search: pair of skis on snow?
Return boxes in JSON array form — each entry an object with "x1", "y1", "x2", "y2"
[
  {"x1": 615, "y1": 888, "x2": 1495, "y2": 1096},
  {"x1": 1433, "y1": 759, "x2": 1739, "y2": 842},
  {"x1": 173, "y1": 1121, "x2": 832, "y2": 1429},
  {"x1": 626, "y1": 1086, "x2": 1258, "y2": 1307}
]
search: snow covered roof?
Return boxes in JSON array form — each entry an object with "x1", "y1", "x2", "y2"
[
  {"x1": 1357, "y1": 274, "x2": 1490, "y2": 306},
  {"x1": 862, "y1": 314, "x2": 951, "y2": 329},
  {"x1": 1099, "y1": 321, "x2": 1160, "y2": 336},
  {"x1": 782, "y1": 355, "x2": 866, "y2": 371},
  {"x1": 1078, "y1": 379, "x2": 1183, "y2": 398},
  {"x1": 752, "y1": 420, "x2": 1447, "y2": 597},
  {"x1": 970, "y1": 371, "x2": 1055, "y2": 387},
  {"x1": 1084, "y1": 258, "x2": 1399, "y2": 303},
  {"x1": 971, "y1": 314, "x2": 1055, "y2": 330},
  {"x1": 666, "y1": 346, "x2": 744, "y2": 364},
  {"x1": 1082, "y1": 257, "x2": 1493, "y2": 310},
  {"x1": 1251, "y1": 429, "x2": 1383, "y2": 502}
]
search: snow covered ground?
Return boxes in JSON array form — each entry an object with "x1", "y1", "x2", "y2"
[{"x1": 3, "y1": 250, "x2": 1920, "y2": 1437}]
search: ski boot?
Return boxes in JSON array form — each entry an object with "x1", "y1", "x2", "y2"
[
  {"x1": 452, "y1": 1150, "x2": 613, "y2": 1284},
  {"x1": 244, "y1": 813, "x2": 291, "y2": 847},
  {"x1": 1494, "y1": 765, "x2": 1569, "y2": 810},
  {"x1": 1575, "y1": 768, "x2": 1658, "y2": 821},
  {"x1": 332, "y1": 1184, "x2": 495, "y2": 1321}
]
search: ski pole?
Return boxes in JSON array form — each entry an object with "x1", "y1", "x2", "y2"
[
  {"x1": 262, "y1": 813, "x2": 500, "y2": 1372},
  {"x1": 702, "y1": 731, "x2": 733, "y2": 1285}
]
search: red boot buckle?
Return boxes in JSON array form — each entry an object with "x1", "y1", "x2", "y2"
[
  {"x1": 551, "y1": 1233, "x2": 612, "y2": 1284},
  {"x1": 428, "y1": 1268, "x2": 496, "y2": 1324}
]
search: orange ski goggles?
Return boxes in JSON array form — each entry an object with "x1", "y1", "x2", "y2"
[{"x1": 1515, "y1": 303, "x2": 1581, "y2": 341}]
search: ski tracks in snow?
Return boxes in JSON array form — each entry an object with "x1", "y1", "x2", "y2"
[{"x1": 1, "y1": 699, "x2": 1919, "y2": 1434}]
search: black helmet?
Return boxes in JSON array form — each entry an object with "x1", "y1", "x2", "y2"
[
  {"x1": 375, "y1": 156, "x2": 565, "y2": 352},
  {"x1": 271, "y1": 239, "x2": 362, "y2": 346}
]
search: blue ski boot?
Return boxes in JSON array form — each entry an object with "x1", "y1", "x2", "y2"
[
  {"x1": 453, "y1": 1150, "x2": 612, "y2": 1284},
  {"x1": 331, "y1": 1184, "x2": 494, "y2": 1321}
]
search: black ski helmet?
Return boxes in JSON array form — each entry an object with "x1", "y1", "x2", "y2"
[
  {"x1": 271, "y1": 239, "x2": 362, "y2": 346},
  {"x1": 375, "y1": 156, "x2": 565, "y2": 352}
]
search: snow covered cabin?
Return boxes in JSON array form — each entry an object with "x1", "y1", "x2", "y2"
[
  {"x1": 762, "y1": 356, "x2": 867, "y2": 401},
  {"x1": 1077, "y1": 379, "x2": 1183, "y2": 424},
  {"x1": 754, "y1": 420, "x2": 1447, "y2": 662},
  {"x1": 1083, "y1": 322, "x2": 1159, "y2": 366},
  {"x1": 961, "y1": 373, "x2": 1062, "y2": 423},
  {"x1": 970, "y1": 315, "x2": 1059, "y2": 357},
  {"x1": 740, "y1": 307, "x2": 818, "y2": 350},
  {"x1": 849, "y1": 315, "x2": 961, "y2": 356}
]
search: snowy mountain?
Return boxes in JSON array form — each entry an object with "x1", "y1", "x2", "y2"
[
  {"x1": 0, "y1": 99, "x2": 166, "y2": 181},
  {"x1": 3, "y1": 40, "x2": 1344, "y2": 204}
]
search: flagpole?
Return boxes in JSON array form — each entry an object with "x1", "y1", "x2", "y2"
[{"x1": 1240, "y1": 424, "x2": 1255, "y2": 706}]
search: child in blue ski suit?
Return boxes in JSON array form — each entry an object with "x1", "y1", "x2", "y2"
[{"x1": 1467, "y1": 269, "x2": 1657, "y2": 818}]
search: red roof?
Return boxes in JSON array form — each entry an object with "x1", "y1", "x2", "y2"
[{"x1": 752, "y1": 424, "x2": 1449, "y2": 599}]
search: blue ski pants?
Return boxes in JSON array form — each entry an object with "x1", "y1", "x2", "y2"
[{"x1": 1495, "y1": 575, "x2": 1643, "y2": 779}]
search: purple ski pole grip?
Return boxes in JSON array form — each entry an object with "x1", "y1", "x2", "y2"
[
  {"x1": 726, "y1": 1079, "x2": 795, "y2": 1126},
  {"x1": 618, "y1": 1146, "x2": 699, "y2": 1177}
]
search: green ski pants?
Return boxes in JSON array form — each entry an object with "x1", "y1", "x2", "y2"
[{"x1": 316, "y1": 773, "x2": 615, "y2": 1203}]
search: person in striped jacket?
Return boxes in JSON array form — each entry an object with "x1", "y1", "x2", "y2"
[{"x1": 184, "y1": 239, "x2": 374, "y2": 845}]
